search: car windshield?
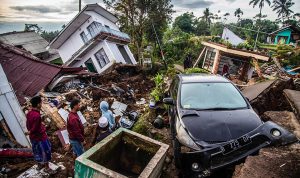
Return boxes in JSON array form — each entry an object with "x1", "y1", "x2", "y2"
[{"x1": 180, "y1": 82, "x2": 248, "y2": 110}]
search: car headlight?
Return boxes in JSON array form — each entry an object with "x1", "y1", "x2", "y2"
[
  {"x1": 176, "y1": 122, "x2": 201, "y2": 151},
  {"x1": 271, "y1": 128, "x2": 281, "y2": 137}
]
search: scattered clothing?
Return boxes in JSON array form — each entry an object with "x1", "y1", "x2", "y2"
[
  {"x1": 26, "y1": 108, "x2": 47, "y2": 141},
  {"x1": 67, "y1": 112, "x2": 84, "y2": 142},
  {"x1": 31, "y1": 139, "x2": 51, "y2": 164},
  {"x1": 69, "y1": 139, "x2": 85, "y2": 157},
  {"x1": 100, "y1": 101, "x2": 116, "y2": 130}
]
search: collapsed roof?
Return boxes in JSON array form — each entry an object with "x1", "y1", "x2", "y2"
[{"x1": 0, "y1": 42, "x2": 84, "y2": 104}]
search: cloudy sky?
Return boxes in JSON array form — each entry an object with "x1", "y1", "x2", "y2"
[{"x1": 0, "y1": 0, "x2": 299, "y2": 29}]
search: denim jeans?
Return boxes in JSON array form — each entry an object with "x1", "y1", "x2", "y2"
[{"x1": 69, "y1": 139, "x2": 85, "y2": 157}]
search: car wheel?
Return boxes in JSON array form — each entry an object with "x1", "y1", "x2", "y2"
[{"x1": 173, "y1": 138, "x2": 181, "y2": 168}]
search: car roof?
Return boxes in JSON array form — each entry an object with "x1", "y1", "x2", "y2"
[{"x1": 178, "y1": 73, "x2": 230, "y2": 83}]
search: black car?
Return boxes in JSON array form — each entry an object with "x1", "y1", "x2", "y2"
[{"x1": 163, "y1": 74, "x2": 298, "y2": 177}]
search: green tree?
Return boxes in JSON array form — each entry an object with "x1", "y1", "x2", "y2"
[
  {"x1": 41, "y1": 30, "x2": 60, "y2": 42},
  {"x1": 24, "y1": 24, "x2": 42, "y2": 33},
  {"x1": 249, "y1": 0, "x2": 271, "y2": 20},
  {"x1": 201, "y1": 8, "x2": 213, "y2": 26},
  {"x1": 173, "y1": 12, "x2": 195, "y2": 34},
  {"x1": 194, "y1": 19, "x2": 210, "y2": 36},
  {"x1": 103, "y1": 0, "x2": 174, "y2": 61},
  {"x1": 234, "y1": 8, "x2": 244, "y2": 23},
  {"x1": 272, "y1": 0, "x2": 295, "y2": 23},
  {"x1": 210, "y1": 22, "x2": 223, "y2": 36}
]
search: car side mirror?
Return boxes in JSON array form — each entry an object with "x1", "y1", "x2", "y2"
[{"x1": 163, "y1": 98, "x2": 175, "y2": 105}]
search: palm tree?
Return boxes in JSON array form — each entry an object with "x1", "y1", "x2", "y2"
[
  {"x1": 234, "y1": 8, "x2": 244, "y2": 23},
  {"x1": 272, "y1": 0, "x2": 295, "y2": 23},
  {"x1": 202, "y1": 8, "x2": 213, "y2": 26},
  {"x1": 249, "y1": 0, "x2": 271, "y2": 20}
]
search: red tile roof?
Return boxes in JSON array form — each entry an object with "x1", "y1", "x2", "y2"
[{"x1": 0, "y1": 42, "x2": 84, "y2": 104}]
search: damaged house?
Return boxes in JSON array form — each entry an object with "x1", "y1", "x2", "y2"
[
  {"x1": 0, "y1": 42, "x2": 84, "y2": 148},
  {"x1": 0, "y1": 31, "x2": 61, "y2": 64},
  {"x1": 199, "y1": 41, "x2": 270, "y2": 80},
  {"x1": 48, "y1": 3, "x2": 137, "y2": 74}
]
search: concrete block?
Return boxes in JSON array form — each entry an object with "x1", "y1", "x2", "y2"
[{"x1": 75, "y1": 128, "x2": 169, "y2": 178}]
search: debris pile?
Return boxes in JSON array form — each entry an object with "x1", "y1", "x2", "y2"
[{"x1": 0, "y1": 64, "x2": 156, "y2": 178}]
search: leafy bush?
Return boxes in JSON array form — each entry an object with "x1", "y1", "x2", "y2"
[
  {"x1": 150, "y1": 73, "x2": 165, "y2": 102},
  {"x1": 184, "y1": 67, "x2": 209, "y2": 74}
]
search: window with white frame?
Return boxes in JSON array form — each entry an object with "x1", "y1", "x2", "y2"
[
  {"x1": 94, "y1": 48, "x2": 110, "y2": 68},
  {"x1": 80, "y1": 32, "x2": 88, "y2": 43},
  {"x1": 87, "y1": 21, "x2": 102, "y2": 38}
]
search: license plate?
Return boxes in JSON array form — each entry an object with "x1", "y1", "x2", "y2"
[{"x1": 221, "y1": 135, "x2": 252, "y2": 155}]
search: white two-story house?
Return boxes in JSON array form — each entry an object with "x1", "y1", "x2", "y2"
[{"x1": 49, "y1": 4, "x2": 137, "y2": 73}]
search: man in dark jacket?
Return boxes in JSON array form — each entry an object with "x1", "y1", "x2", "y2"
[
  {"x1": 184, "y1": 53, "x2": 193, "y2": 69},
  {"x1": 26, "y1": 96, "x2": 52, "y2": 172},
  {"x1": 67, "y1": 99, "x2": 85, "y2": 157}
]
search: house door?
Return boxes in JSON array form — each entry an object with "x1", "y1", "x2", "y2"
[
  {"x1": 84, "y1": 58, "x2": 97, "y2": 73},
  {"x1": 118, "y1": 45, "x2": 132, "y2": 64}
]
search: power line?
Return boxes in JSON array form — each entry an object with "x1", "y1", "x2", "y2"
[{"x1": 225, "y1": 24, "x2": 270, "y2": 34}]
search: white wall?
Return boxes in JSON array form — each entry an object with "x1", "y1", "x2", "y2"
[
  {"x1": 57, "y1": 9, "x2": 136, "y2": 71},
  {"x1": 57, "y1": 11, "x2": 121, "y2": 63},
  {"x1": 85, "y1": 11, "x2": 119, "y2": 31},
  {"x1": 0, "y1": 65, "x2": 31, "y2": 147},
  {"x1": 58, "y1": 16, "x2": 93, "y2": 62}
]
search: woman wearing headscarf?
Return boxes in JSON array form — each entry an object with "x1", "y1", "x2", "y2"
[{"x1": 99, "y1": 101, "x2": 116, "y2": 131}]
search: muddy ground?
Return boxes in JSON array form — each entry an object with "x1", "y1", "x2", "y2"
[{"x1": 2, "y1": 66, "x2": 300, "y2": 178}]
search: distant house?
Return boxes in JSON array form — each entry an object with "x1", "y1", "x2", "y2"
[
  {"x1": 0, "y1": 31, "x2": 61, "y2": 63},
  {"x1": 222, "y1": 27, "x2": 244, "y2": 46},
  {"x1": 48, "y1": 3, "x2": 137, "y2": 74},
  {"x1": 198, "y1": 41, "x2": 269, "y2": 81},
  {"x1": 269, "y1": 25, "x2": 300, "y2": 46}
]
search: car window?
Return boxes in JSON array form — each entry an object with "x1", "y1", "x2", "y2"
[{"x1": 180, "y1": 82, "x2": 247, "y2": 110}]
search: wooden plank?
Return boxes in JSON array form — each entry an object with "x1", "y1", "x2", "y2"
[
  {"x1": 41, "y1": 103, "x2": 65, "y2": 129},
  {"x1": 193, "y1": 47, "x2": 206, "y2": 68},
  {"x1": 202, "y1": 41, "x2": 269, "y2": 61}
]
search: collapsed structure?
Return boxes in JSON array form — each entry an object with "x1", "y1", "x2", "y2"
[{"x1": 48, "y1": 3, "x2": 137, "y2": 74}]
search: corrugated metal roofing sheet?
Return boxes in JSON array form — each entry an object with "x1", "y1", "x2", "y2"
[
  {"x1": 0, "y1": 42, "x2": 61, "y2": 104},
  {"x1": 0, "y1": 31, "x2": 48, "y2": 55}
]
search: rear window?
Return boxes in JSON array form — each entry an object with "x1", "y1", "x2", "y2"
[{"x1": 180, "y1": 82, "x2": 247, "y2": 110}]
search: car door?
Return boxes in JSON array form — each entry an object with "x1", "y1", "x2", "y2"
[{"x1": 169, "y1": 76, "x2": 179, "y2": 138}]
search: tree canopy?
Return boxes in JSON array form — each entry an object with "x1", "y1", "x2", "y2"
[{"x1": 103, "y1": 0, "x2": 174, "y2": 61}]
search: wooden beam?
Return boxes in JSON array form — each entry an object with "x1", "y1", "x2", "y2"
[
  {"x1": 41, "y1": 103, "x2": 65, "y2": 129},
  {"x1": 252, "y1": 58, "x2": 264, "y2": 79},
  {"x1": 212, "y1": 50, "x2": 221, "y2": 74},
  {"x1": 193, "y1": 47, "x2": 206, "y2": 68},
  {"x1": 202, "y1": 48, "x2": 209, "y2": 68},
  {"x1": 202, "y1": 41, "x2": 269, "y2": 61}
]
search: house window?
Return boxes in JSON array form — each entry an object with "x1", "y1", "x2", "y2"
[
  {"x1": 94, "y1": 48, "x2": 110, "y2": 68},
  {"x1": 80, "y1": 32, "x2": 88, "y2": 43},
  {"x1": 87, "y1": 21, "x2": 102, "y2": 37},
  {"x1": 84, "y1": 58, "x2": 97, "y2": 73}
]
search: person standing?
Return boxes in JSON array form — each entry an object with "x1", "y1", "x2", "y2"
[
  {"x1": 100, "y1": 101, "x2": 116, "y2": 131},
  {"x1": 184, "y1": 53, "x2": 193, "y2": 69},
  {"x1": 26, "y1": 96, "x2": 52, "y2": 172},
  {"x1": 67, "y1": 99, "x2": 85, "y2": 157}
]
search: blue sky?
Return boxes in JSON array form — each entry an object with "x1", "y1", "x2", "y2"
[{"x1": 0, "y1": 0, "x2": 299, "y2": 32}]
